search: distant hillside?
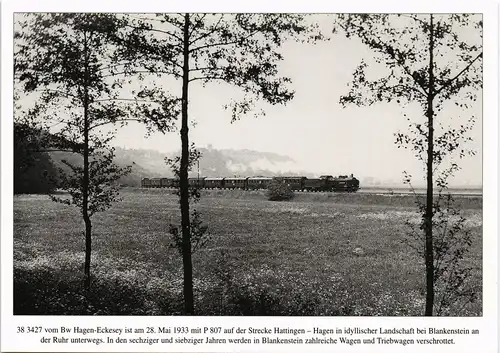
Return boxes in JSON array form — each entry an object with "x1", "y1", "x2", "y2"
[
  {"x1": 113, "y1": 148, "x2": 172, "y2": 177},
  {"x1": 112, "y1": 146, "x2": 315, "y2": 185},
  {"x1": 14, "y1": 123, "x2": 363, "y2": 191},
  {"x1": 46, "y1": 149, "x2": 163, "y2": 188},
  {"x1": 16, "y1": 139, "x2": 481, "y2": 191},
  {"x1": 15, "y1": 144, "x2": 312, "y2": 192}
]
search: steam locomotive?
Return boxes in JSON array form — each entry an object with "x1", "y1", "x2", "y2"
[{"x1": 141, "y1": 174, "x2": 360, "y2": 192}]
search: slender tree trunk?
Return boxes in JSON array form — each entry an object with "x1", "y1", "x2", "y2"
[
  {"x1": 424, "y1": 14, "x2": 435, "y2": 316},
  {"x1": 180, "y1": 13, "x2": 194, "y2": 315},
  {"x1": 82, "y1": 29, "x2": 92, "y2": 290}
]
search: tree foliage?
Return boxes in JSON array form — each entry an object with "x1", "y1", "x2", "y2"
[
  {"x1": 124, "y1": 14, "x2": 324, "y2": 120},
  {"x1": 403, "y1": 189, "x2": 478, "y2": 315},
  {"x1": 50, "y1": 148, "x2": 131, "y2": 216},
  {"x1": 122, "y1": 13, "x2": 324, "y2": 314},
  {"x1": 14, "y1": 123, "x2": 59, "y2": 194},
  {"x1": 14, "y1": 13, "x2": 177, "y2": 289},
  {"x1": 336, "y1": 14, "x2": 482, "y2": 109},
  {"x1": 335, "y1": 14, "x2": 482, "y2": 316},
  {"x1": 14, "y1": 14, "x2": 178, "y2": 139},
  {"x1": 166, "y1": 145, "x2": 211, "y2": 256}
]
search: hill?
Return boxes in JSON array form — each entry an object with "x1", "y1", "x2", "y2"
[
  {"x1": 111, "y1": 146, "x2": 314, "y2": 186},
  {"x1": 17, "y1": 145, "x2": 313, "y2": 190}
]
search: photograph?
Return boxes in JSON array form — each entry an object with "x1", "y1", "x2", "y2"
[{"x1": 12, "y1": 13, "x2": 483, "y2": 317}]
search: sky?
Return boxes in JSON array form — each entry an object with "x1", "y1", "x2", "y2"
[
  {"x1": 109, "y1": 14, "x2": 483, "y2": 187},
  {"x1": 15, "y1": 14, "x2": 483, "y2": 187}
]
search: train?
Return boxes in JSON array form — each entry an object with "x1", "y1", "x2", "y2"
[{"x1": 141, "y1": 174, "x2": 360, "y2": 192}]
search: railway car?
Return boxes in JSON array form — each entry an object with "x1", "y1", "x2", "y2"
[
  {"x1": 160, "y1": 177, "x2": 173, "y2": 188},
  {"x1": 188, "y1": 177, "x2": 206, "y2": 188},
  {"x1": 205, "y1": 177, "x2": 225, "y2": 189},
  {"x1": 150, "y1": 178, "x2": 162, "y2": 188},
  {"x1": 273, "y1": 176, "x2": 306, "y2": 191},
  {"x1": 141, "y1": 178, "x2": 151, "y2": 188},
  {"x1": 224, "y1": 177, "x2": 248, "y2": 189},
  {"x1": 329, "y1": 174, "x2": 360, "y2": 192},
  {"x1": 247, "y1": 177, "x2": 273, "y2": 190}
]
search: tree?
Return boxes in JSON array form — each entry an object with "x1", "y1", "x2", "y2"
[
  {"x1": 335, "y1": 14, "x2": 482, "y2": 315},
  {"x1": 14, "y1": 13, "x2": 176, "y2": 289},
  {"x1": 125, "y1": 13, "x2": 323, "y2": 314}
]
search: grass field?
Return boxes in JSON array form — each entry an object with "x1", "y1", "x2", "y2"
[{"x1": 13, "y1": 187, "x2": 482, "y2": 316}]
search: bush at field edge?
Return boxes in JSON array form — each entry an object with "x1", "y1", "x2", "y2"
[{"x1": 266, "y1": 181, "x2": 295, "y2": 201}]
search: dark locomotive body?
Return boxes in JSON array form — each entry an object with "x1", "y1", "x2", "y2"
[
  {"x1": 303, "y1": 177, "x2": 329, "y2": 192},
  {"x1": 329, "y1": 174, "x2": 360, "y2": 192},
  {"x1": 141, "y1": 174, "x2": 360, "y2": 192}
]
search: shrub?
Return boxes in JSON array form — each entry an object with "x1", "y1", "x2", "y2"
[
  {"x1": 266, "y1": 180, "x2": 295, "y2": 201},
  {"x1": 13, "y1": 267, "x2": 174, "y2": 315}
]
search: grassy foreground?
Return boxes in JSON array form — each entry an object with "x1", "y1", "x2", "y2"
[{"x1": 14, "y1": 188, "x2": 482, "y2": 316}]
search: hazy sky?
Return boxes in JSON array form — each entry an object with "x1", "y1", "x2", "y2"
[
  {"x1": 15, "y1": 14, "x2": 483, "y2": 187},
  {"x1": 108, "y1": 15, "x2": 482, "y2": 187}
]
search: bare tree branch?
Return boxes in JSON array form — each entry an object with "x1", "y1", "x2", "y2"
[
  {"x1": 189, "y1": 14, "x2": 224, "y2": 46},
  {"x1": 188, "y1": 75, "x2": 225, "y2": 83},
  {"x1": 89, "y1": 118, "x2": 143, "y2": 131},
  {"x1": 435, "y1": 52, "x2": 483, "y2": 95},
  {"x1": 101, "y1": 70, "x2": 182, "y2": 79}
]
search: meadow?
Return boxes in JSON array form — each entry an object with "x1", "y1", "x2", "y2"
[{"x1": 13, "y1": 188, "x2": 483, "y2": 316}]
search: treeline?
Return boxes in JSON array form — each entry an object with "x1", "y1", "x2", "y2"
[
  {"x1": 14, "y1": 123, "x2": 59, "y2": 194},
  {"x1": 14, "y1": 124, "x2": 148, "y2": 194},
  {"x1": 14, "y1": 131, "x2": 311, "y2": 194}
]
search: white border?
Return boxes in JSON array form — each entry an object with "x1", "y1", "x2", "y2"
[{"x1": 1, "y1": 1, "x2": 498, "y2": 352}]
